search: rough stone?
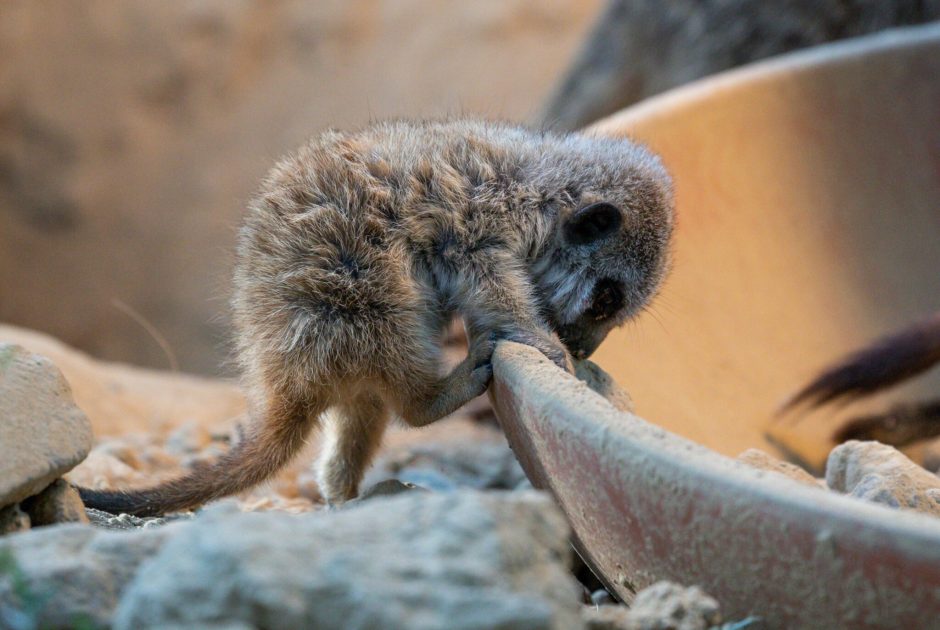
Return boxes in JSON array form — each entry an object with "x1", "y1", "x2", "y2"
[
  {"x1": 351, "y1": 479, "x2": 426, "y2": 504},
  {"x1": 0, "y1": 344, "x2": 93, "y2": 508},
  {"x1": 0, "y1": 324, "x2": 247, "y2": 439},
  {"x1": 0, "y1": 506, "x2": 29, "y2": 536},
  {"x1": 85, "y1": 507, "x2": 192, "y2": 532},
  {"x1": 364, "y1": 440, "x2": 528, "y2": 493},
  {"x1": 826, "y1": 440, "x2": 940, "y2": 517},
  {"x1": 0, "y1": 522, "x2": 179, "y2": 629},
  {"x1": 114, "y1": 491, "x2": 581, "y2": 630},
  {"x1": 21, "y1": 479, "x2": 89, "y2": 526},
  {"x1": 737, "y1": 448, "x2": 822, "y2": 488},
  {"x1": 626, "y1": 581, "x2": 721, "y2": 630},
  {"x1": 580, "y1": 582, "x2": 723, "y2": 630},
  {"x1": 582, "y1": 604, "x2": 634, "y2": 630}
]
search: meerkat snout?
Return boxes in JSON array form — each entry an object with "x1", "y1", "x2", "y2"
[{"x1": 78, "y1": 119, "x2": 673, "y2": 515}]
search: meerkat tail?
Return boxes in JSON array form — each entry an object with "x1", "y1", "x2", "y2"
[
  {"x1": 781, "y1": 311, "x2": 940, "y2": 413},
  {"x1": 78, "y1": 401, "x2": 318, "y2": 517}
]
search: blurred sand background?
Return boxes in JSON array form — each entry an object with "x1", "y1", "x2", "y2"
[{"x1": 0, "y1": 0, "x2": 602, "y2": 375}]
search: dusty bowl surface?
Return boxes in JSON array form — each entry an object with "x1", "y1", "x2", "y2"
[{"x1": 492, "y1": 24, "x2": 940, "y2": 629}]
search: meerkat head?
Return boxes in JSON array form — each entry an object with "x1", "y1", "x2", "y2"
[{"x1": 530, "y1": 133, "x2": 674, "y2": 359}]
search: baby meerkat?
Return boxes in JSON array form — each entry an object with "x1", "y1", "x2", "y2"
[{"x1": 79, "y1": 119, "x2": 674, "y2": 516}]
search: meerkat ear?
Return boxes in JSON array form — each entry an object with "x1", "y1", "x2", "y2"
[{"x1": 563, "y1": 202, "x2": 623, "y2": 245}]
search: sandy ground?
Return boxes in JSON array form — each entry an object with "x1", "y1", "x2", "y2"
[{"x1": 0, "y1": 323, "x2": 509, "y2": 514}]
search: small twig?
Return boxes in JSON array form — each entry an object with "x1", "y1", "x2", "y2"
[{"x1": 111, "y1": 298, "x2": 179, "y2": 372}]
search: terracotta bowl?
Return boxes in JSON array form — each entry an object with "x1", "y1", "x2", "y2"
[
  {"x1": 591, "y1": 23, "x2": 940, "y2": 469},
  {"x1": 491, "y1": 24, "x2": 940, "y2": 629}
]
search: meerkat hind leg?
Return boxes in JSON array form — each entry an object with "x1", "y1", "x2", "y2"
[{"x1": 316, "y1": 391, "x2": 390, "y2": 504}]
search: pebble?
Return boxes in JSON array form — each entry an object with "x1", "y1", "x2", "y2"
[
  {"x1": 0, "y1": 504, "x2": 30, "y2": 535},
  {"x1": 826, "y1": 440, "x2": 940, "y2": 517},
  {"x1": 737, "y1": 448, "x2": 822, "y2": 488},
  {"x1": 21, "y1": 479, "x2": 89, "y2": 526}
]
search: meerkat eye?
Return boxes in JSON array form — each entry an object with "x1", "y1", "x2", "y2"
[
  {"x1": 564, "y1": 202, "x2": 623, "y2": 245},
  {"x1": 586, "y1": 278, "x2": 625, "y2": 321}
]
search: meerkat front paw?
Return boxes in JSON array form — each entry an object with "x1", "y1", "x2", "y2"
[
  {"x1": 499, "y1": 329, "x2": 574, "y2": 373},
  {"x1": 466, "y1": 330, "x2": 497, "y2": 393}
]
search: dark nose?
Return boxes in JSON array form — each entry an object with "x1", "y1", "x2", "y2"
[
  {"x1": 558, "y1": 324, "x2": 605, "y2": 360},
  {"x1": 577, "y1": 335, "x2": 605, "y2": 359}
]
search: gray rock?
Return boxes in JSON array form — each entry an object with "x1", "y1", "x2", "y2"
[
  {"x1": 351, "y1": 478, "x2": 426, "y2": 504},
  {"x1": 625, "y1": 581, "x2": 721, "y2": 630},
  {"x1": 21, "y1": 479, "x2": 89, "y2": 526},
  {"x1": 582, "y1": 604, "x2": 634, "y2": 630},
  {"x1": 826, "y1": 440, "x2": 940, "y2": 517},
  {"x1": 85, "y1": 507, "x2": 191, "y2": 531},
  {"x1": 0, "y1": 506, "x2": 29, "y2": 536},
  {"x1": 0, "y1": 521, "x2": 178, "y2": 629},
  {"x1": 0, "y1": 345, "x2": 93, "y2": 508},
  {"x1": 114, "y1": 491, "x2": 581, "y2": 630},
  {"x1": 581, "y1": 582, "x2": 723, "y2": 630},
  {"x1": 391, "y1": 466, "x2": 460, "y2": 492},
  {"x1": 365, "y1": 441, "x2": 528, "y2": 494}
]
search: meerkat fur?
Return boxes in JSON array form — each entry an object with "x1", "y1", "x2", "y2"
[{"x1": 79, "y1": 119, "x2": 674, "y2": 516}]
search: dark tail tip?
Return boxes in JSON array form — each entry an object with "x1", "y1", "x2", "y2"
[
  {"x1": 779, "y1": 312, "x2": 940, "y2": 416},
  {"x1": 78, "y1": 487, "x2": 176, "y2": 518}
]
